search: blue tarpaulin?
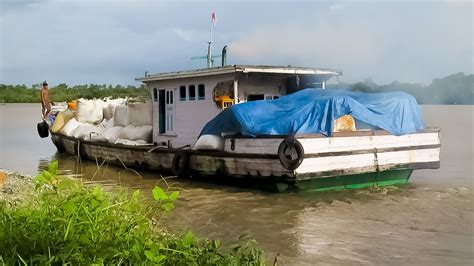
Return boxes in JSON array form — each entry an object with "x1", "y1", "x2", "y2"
[{"x1": 199, "y1": 88, "x2": 424, "y2": 137}]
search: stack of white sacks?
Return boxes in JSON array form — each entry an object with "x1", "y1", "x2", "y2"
[{"x1": 56, "y1": 98, "x2": 152, "y2": 146}]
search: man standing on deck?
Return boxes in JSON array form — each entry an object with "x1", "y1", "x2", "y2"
[{"x1": 41, "y1": 81, "x2": 51, "y2": 119}]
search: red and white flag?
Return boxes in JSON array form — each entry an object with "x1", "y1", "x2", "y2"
[{"x1": 211, "y1": 11, "x2": 217, "y2": 26}]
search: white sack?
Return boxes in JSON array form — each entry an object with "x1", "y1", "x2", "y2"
[
  {"x1": 51, "y1": 109, "x2": 75, "y2": 133},
  {"x1": 77, "y1": 99, "x2": 104, "y2": 124},
  {"x1": 119, "y1": 125, "x2": 152, "y2": 142},
  {"x1": 113, "y1": 104, "x2": 130, "y2": 127},
  {"x1": 103, "y1": 98, "x2": 126, "y2": 120},
  {"x1": 105, "y1": 118, "x2": 114, "y2": 129},
  {"x1": 60, "y1": 118, "x2": 80, "y2": 137},
  {"x1": 94, "y1": 126, "x2": 124, "y2": 144},
  {"x1": 72, "y1": 123, "x2": 104, "y2": 140},
  {"x1": 103, "y1": 105, "x2": 114, "y2": 121},
  {"x1": 105, "y1": 98, "x2": 126, "y2": 106},
  {"x1": 128, "y1": 102, "x2": 152, "y2": 126},
  {"x1": 194, "y1": 135, "x2": 224, "y2": 151},
  {"x1": 90, "y1": 119, "x2": 116, "y2": 142}
]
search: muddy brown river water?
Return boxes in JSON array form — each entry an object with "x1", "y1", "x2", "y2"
[{"x1": 1, "y1": 104, "x2": 473, "y2": 265}]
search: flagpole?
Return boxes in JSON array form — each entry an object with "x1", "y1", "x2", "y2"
[
  {"x1": 207, "y1": 12, "x2": 215, "y2": 68},
  {"x1": 207, "y1": 18, "x2": 212, "y2": 68},
  {"x1": 210, "y1": 18, "x2": 213, "y2": 44}
]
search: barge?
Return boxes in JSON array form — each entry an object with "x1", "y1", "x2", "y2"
[{"x1": 50, "y1": 65, "x2": 440, "y2": 192}]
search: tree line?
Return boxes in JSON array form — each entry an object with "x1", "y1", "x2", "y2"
[
  {"x1": 0, "y1": 83, "x2": 149, "y2": 103},
  {"x1": 1, "y1": 72, "x2": 472, "y2": 104},
  {"x1": 342, "y1": 72, "x2": 473, "y2": 105}
]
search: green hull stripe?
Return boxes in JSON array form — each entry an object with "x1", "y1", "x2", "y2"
[{"x1": 295, "y1": 169, "x2": 412, "y2": 192}]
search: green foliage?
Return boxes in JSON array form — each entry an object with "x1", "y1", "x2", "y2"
[
  {"x1": 1, "y1": 72, "x2": 472, "y2": 104},
  {"x1": 0, "y1": 83, "x2": 149, "y2": 103},
  {"x1": 347, "y1": 72, "x2": 473, "y2": 104},
  {"x1": 0, "y1": 161, "x2": 265, "y2": 265}
]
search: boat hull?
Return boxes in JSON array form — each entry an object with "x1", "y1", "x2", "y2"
[{"x1": 50, "y1": 128, "x2": 440, "y2": 192}]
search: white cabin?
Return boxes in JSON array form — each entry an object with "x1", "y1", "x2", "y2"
[{"x1": 136, "y1": 65, "x2": 342, "y2": 148}]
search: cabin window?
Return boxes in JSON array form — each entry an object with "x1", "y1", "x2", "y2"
[
  {"x1": 247, "y1": 94, "x2": 265, "y2": 101},
  {"x1": 179, "y1": 86, "x2": 186, "y2": 101},
  {"x1": 265, "y1": 95, "x2": 280, "y2": 100},
  {"x1": 188, "y1": 85, "x2": 196, "y2": 100},
  {"x1": 198, "y1": 84, "x2": 205, "y2": 100},
  {"x1": 153, "y1": 88, "x2": 158, "y2": 102},
  {"x1": 166, "y1": 90, "x2": 174, "y2": 104}
]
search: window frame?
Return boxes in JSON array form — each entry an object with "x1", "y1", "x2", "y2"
[
  {"x1": 198, "y1": 84, "x2": 205, "y2": 100},
  {"x1": 188, "y1": 85, "x2": 196, "y2": 101},
  {"x1": 179, "y1": 85, "x2": 186, "y2": 101}
]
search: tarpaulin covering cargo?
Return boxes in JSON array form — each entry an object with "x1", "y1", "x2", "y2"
[{"x1": 199, "y1": 88, "x2": 424, "y2": 137}]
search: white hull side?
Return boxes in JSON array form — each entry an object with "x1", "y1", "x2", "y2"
[
  {"x1": 52, "y1": 129, "x2": 441, "y2": 182},
  {"x1": 189, "y1": 155, "x2": 291, "y2": 178},
  {"x1": 221, "y1": 130, "x2": 441, "y2": 180},
  {"x1": 296, "y1": 148, "x2": 440, "y2": 178}
]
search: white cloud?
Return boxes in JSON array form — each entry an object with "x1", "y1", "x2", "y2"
[
  {"x1": 0, "y1": 1, "x2": 195, "y2": 85},
  {"x1": 172, "y1": 28, "x2": 206, "y2": 42},
  {"x1": 229, "y1": 2, "x2": 473, "y2": 83},
  {"x1": 0, "y1": 1, "x2": 472, "y2": 85},
  {"x1": 329, "y1": 3, "x2": 345, "y2": 11}
]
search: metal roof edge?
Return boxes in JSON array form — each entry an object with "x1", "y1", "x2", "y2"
[
  {"x1": 135, "y1": 65, "x2": 237, "y2": 82},
  {"x1": 135, "y1": 65, "x2": 343, "y2": 83}
]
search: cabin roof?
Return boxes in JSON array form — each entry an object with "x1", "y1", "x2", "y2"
[{"x1": 135, "y1": 65, "x2": 343, "y2": 82}]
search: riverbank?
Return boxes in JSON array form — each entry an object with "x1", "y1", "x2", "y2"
[
  {"x1": 0, "y1": 165, "x2": 265, "y2": 265},
  {"x1": 0, "y1": 170, "x2": 35, "y2": 207}
]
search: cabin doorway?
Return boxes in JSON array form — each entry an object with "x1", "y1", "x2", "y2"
[
  {"x1": 158, "y1": 90, "x2": 166, "y2": 133},
  {"x1": 158, "y1": 89, "x2": 174, "y2": 134}
]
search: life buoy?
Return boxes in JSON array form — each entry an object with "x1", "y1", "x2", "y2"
[
  {"x1": 171, "y1": 151, "x2": 189, "y2": 177},
  {"x1": 278, "y1": 136, "x2": 304, "y2": 170}
]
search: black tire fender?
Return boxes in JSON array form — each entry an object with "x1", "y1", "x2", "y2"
[
  {"x1": 37, "y1": 121, "x2": 49, "y2": 138},
  {"x1": 278, "y1": 136, "x2": 304, "y2": 170},
  {"x1": 172, "y1": 151, "x2": 189, "y2": 177}
]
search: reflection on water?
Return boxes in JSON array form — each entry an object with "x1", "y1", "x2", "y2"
[{"x1": 1, "y1": 104, "x2": 473, "y2": 264}]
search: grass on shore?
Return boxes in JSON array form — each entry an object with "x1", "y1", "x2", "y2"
[{"x1": 0, "y1": 161, "x2": 265, "y2": 265}]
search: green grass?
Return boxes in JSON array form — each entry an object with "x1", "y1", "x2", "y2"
[{"x1": 0, "y1": 161, "x2": 265, "y2": 265}]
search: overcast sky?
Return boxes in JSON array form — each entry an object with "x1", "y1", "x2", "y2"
[{"x1": 0, "y1": 0, "x2": 472, "y2": 86}]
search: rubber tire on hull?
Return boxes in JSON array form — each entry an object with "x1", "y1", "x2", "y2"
[
  {"x1": 37, "y1": 121, "x2": 49, "y2": 138},
  {"x1": 172, "y1": 151, "x2": 189, "y2": 177},
  {"x1": 278, "y1": 136, "x2": 304, "y2": 170}
]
